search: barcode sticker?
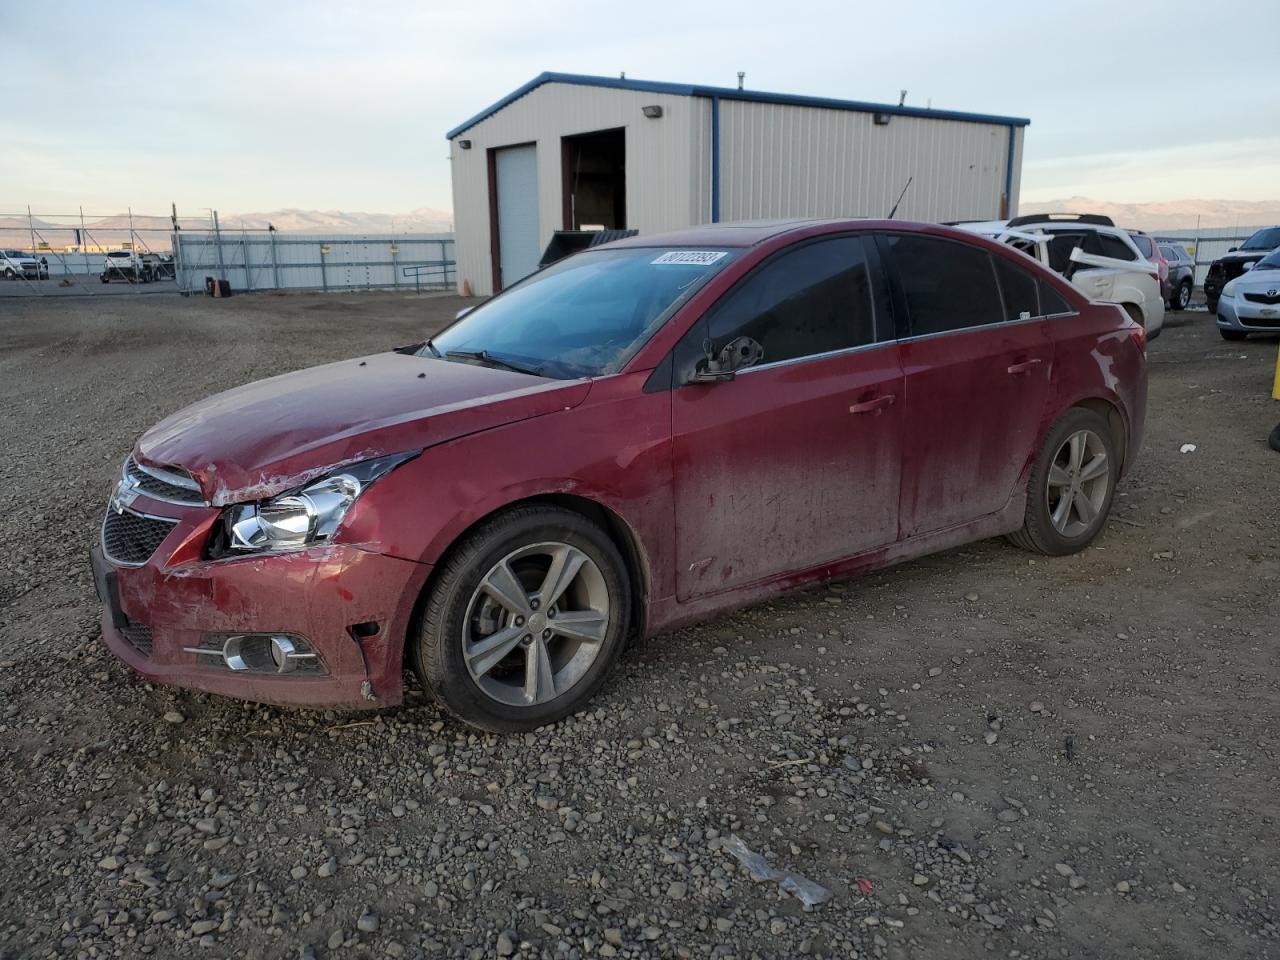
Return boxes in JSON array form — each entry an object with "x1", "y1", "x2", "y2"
[{"x1": 650, "y1": 251, "x2": 728, "y2": 266}]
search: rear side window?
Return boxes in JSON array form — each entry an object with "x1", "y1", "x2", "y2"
[
  {"x1": 1130, "y1": 234, "x2": 1154, "y2": 257},
  {"x1": 993, "y1": 257, "x2": 1040, "y2": 320},
  {"x1": 1097, "y1": 233, "x2": 1137, "y2": 261},
  {"x1": 883, "y1": 233, "x2": 1003, "y2": 336},
  {"x1": 705, "y1": 236, "x2": 876, "y2": 364},
  {"x1": 1039, "y1": 281, "x2": 1073, "y2": 315}
]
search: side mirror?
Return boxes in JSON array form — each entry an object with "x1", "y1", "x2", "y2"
[
  {"x1": 691, "y1": 336, "x2": 764, "y2": 383},
  {"x1": 1228, "y1": 247, "x2": 1238, "y2": 252},
  {"x1": 1242, "y1": 261, "x2": 1255, "y2": 272}
]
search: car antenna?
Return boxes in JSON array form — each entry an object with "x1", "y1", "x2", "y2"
[{"x1": 887, "y1": 177, "x2": 913, "y2": 219}]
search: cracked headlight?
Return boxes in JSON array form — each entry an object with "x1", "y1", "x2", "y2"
[{"x1": 218, "y1": 452, "x2": 418, "y2": 555}]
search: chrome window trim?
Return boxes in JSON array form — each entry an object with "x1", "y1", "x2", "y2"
[
  {"x1": 893, "y1": 308, "x2": 1077, "y2": 346},
  {"x1": 101, "y1": 505, "x2": 180, "y2": 568},
  {"x1": 734, "y1": 338, "x2": 889, "y2": 375}
]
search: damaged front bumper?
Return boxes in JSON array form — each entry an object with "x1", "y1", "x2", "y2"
[{"x1": 91, "y1": 498, "x2": 430, "y2": 710}]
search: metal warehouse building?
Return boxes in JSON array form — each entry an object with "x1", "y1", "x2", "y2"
[{"x1": 447, "y1": 72, "x2": 1030, "y2": 296}]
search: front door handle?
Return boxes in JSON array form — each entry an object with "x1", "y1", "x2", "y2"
[
  {"x1": 1007, "y1": 358, "x2": 1043, "y2": 375},
  {"x1": 849, "y1": 394, "x2": 896, "y2": 415}
]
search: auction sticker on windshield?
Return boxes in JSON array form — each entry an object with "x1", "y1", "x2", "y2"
[{"x1": 650, "y1": 251, "x2": 728, "y2": 266}]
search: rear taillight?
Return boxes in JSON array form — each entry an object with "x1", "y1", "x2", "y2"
[
  {"x1": 1157, "y1": 258, "x2": 1169, "y2": 281},
  {"x1": 1129, "y1": 319, "x2": 1146, "y2": 355}
]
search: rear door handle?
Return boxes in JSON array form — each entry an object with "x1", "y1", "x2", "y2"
[
  {"x1": 1007, "y1": 358, "x2": 1043, "y2": 375},
  {"x1": 849, "y1": 394, "x2": 896, "y2": 415}
]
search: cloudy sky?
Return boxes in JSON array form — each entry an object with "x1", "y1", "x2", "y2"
[{"x1": 3, "y1": 0, "x2": 1277, "y2": 217}]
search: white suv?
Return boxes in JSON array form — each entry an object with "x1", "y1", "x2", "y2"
[{"x1": 957, "y1": 214, "x2": 1164, "y2": 338}]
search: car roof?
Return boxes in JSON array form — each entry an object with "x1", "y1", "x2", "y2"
[{"x1": 602, "y1": 219, "x2": 856, "y2": 249}]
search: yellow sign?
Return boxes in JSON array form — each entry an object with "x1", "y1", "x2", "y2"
[
  {"x1": 36, "y1": 241, "x2": 50, "y2": 250},
  {"x1": 320, "y1": 245, "x2": 331, "y2": 254},
  {"x1": 389, "y1": 245, "x2": 399, "y2": 254}
]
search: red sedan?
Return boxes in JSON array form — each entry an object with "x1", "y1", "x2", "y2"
[{"x1": 92, "y1": 220, "x2": 1147, "y2": 731}]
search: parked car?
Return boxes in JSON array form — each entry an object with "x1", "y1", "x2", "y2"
[
  {"x1": 1215, "y1": 246, "x2": 1280, "y2": 340},
  {"x1": 1157, "y1": 242, "x2": 1195, "y2": 310},
  {"x1": 1127, "y1": 230, "x2": 1170, "y2": 306},
  {"x1": 1203, "y1": 226, "x2": 1280, "y2": 313},
  {"x1": 92, "y1": 220, "x2": 1147, "y2": 731},
  {"x1": 1, "y1": 249, "x2": 47, "y2": 280},
  {"x1": 141, "y1": 253, "x2": 175, "y2": 280},
  {"x1": 956, "y1": 214, "x2": 1164, "y2": 338},
  {"x1": 102, "y1": 250, "x2": 149, "y2": 283}
]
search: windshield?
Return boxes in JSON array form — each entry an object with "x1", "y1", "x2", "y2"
[
  {"x1": 425, "y1": 247, "x2": 737, "y2": 378},
  {"x1": 1253, "y1": 248, "x2": 1280, "y2": 270},
  {"x1": 1241, "y1": 227, "x2": 1280, "y2": 251}
]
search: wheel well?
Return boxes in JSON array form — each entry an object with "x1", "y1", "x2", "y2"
[
  {"x1": 1073, "y1": 398, "x2": 1127, "y2": 470},
  {"x1": 406, "y1": 494, "x2": 650, "y2": 668}
]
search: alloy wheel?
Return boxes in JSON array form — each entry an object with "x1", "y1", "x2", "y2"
[
  {"x1": 1178, "y1": 283, "x2": 1191, "y2": 309},
  {"x1": 462, "y1": 542, "x2": 611, "y2": 707},
  {"x1": 1045, "y1": 429, "x2": 1110, "y2": 538}
]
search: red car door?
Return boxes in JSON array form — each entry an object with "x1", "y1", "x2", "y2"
[
  {"x1": 878, "y1": 233, "x2": 1055, "y2": 538},
  {"x1": 670, "y1": 235, "x2": 904, "y2": 601}
]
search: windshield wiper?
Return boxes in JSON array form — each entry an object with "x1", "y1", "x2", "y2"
[
  {"x1": 423, "y1": 338, "x2": 442, "y2": 358},
  {"x1": 445, "y1": 349, "x2": 544, "y2": 377}
]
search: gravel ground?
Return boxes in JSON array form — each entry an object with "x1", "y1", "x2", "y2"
[{"x1": 1, "y1": 293, "x2": 1277, "y2": 960}]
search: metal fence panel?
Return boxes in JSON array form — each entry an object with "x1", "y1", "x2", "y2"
[
  {"x1": 1152, "y1": 225, "x2": 1268, "y2": 286},
  {"x1": 174, "y1": 232, "x2": 455, "y2": 295}
]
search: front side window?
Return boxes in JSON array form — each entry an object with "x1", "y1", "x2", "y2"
[
  {"x1": 427, "y1": 247, "x2": 737, "y2": 379},
  {"x1": 703, "y1": 236, "x2": 876, "y2": 365},
  {"x1": 1044, "y1": 232, "x2": 1090, "y2": 273},
  {"x1": 883, "y1": 233, "x2": 1003, "y2": 336}
]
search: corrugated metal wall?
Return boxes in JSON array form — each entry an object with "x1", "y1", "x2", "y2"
[
  {"x1": 719, "y1": 100, "x2": 1016, "y2": 223},
  {"x1": 450, "y1": 83, "x2": 710, "y2": 297},
  {"x1": 173, "y1": 232, "x2": 455, "y2": 294},
  {"x1": 450, "y1": 83, "x2": 1023, "y2": 296}
]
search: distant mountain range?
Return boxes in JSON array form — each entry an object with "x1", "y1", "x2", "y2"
[
  {"x1": 1020, "y1": 197, "x2": 1280, "y2": 231},
  {"x1": 0, "y1": 207, "x2": 454, "y2": 251},
  {"x1": 5, "y1": 199, "x2": 1275, "y2": 252}
]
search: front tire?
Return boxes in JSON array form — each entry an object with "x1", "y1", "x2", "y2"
[
  {"x1": 1171, "y1": 280, "x2": 1191, "y2": 311},
  {"x1": 1008, "y1": 408, "x2": 1118, "y2": 556},
  {"x1": 414, "y1": 505, "x2": 632, "y2": 732}
]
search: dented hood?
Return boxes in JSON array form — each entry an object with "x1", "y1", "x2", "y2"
[{"x1": 137, "y1": 350, "x2": 591, "y2": 506}]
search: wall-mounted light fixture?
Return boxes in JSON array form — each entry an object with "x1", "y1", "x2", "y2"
[
  {"x1": 873, "y1": 113, "x2": 891, "y2": 126},
  {"x1": 641, "y1": 105, "x2": 664, "y2": 119},
  {"x1": 457, "y1": 139, "x2": 473, "y2": 149}
]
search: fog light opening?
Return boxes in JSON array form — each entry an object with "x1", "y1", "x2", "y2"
[{"x1": 187, "y1": 633, "x2": 323, "y2": 676}]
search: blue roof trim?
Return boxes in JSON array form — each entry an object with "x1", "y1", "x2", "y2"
[{"x1": 446, "y1": 71, "x2": 1030, "y2": 140}]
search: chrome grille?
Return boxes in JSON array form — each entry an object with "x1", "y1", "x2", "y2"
[
  {"x1": 120, "y1": 623, "x2": 153, "y2": 658},
  {"x1": 124, "y1": 457, "x2": 204, "y2": 504},
  {"x1": 102, "y1": 508, "x2": 178, "y2": 566}
]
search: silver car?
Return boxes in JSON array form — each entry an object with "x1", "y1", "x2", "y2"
[
  {"x1": 1216, "y1": 247, "x2": 1280, "y2": 340},
  {"x1": 1158, "y1": 242, "x2": 1195, "y2": 310}
]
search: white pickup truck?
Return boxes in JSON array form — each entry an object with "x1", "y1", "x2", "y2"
[{"x1": 1, "y1": 249, "x2": 48, "y2": 280}]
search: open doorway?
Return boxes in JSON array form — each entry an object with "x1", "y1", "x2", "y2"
[{"x1": 561, "y1": 128, "x2": 626, "y2": 231}]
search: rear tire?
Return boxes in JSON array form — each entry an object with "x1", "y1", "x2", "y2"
[
  {"x1": 413, "y1": 505, "x2": 632, "y2": 732},
  {"x1": 1008, "y1": 407, "x2": 1118, "y2": 556},
  {"x1": 1171, "y1": 280, "x2": 1191, "y2": 311},
  {"x1": 1219, "y1": 329, "x2": 1247, "y2": 341}
]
